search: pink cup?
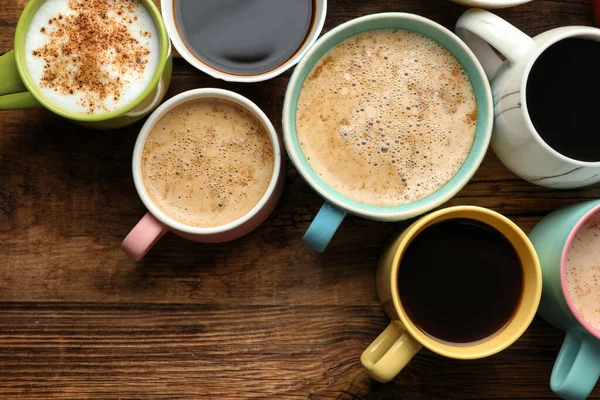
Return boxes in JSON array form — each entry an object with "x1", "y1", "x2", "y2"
[{"x1": 122, "y1": 89, "x2": 285, "y2": 261}]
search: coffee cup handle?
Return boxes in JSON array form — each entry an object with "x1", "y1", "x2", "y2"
[
  {"x1": 303, "y1": 202, "x2": 347, "y2": 253},
  {"x1": 361, "y1": 321, "x2": 423, "y2": 383},
  {"x1": 0, "y1": 50, "x2": 42, "y2": 110},
  {"x1": 551, "y1": 331, "x2": 600, "y2": 400},
  {"x1": 456, "y1": 9, "x2": 535, "y2": 81},
  {"x1": 122, "y1": 213, "x2": 168, "y2": 261},
  {"x1": 125, "y1": 78, "x2": 164, "y2": 118}
]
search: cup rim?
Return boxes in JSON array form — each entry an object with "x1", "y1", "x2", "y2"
[
  {"x1": 520, "y1": 26, "x2": 600, "y2": 168},
  {"x1": 389, "y1": 206, "x2": 541, "y2": 359},
  {"x1": 560, "y1": 204, "x2": 600, "y2": 340},
  {"x1": 282, "y1": 12, "x2": 493, "y2": 221},
  {"x1": 450, "y1": 0, "x2": 533, "y2": 7},
  {"x1": 132, "y1": 88, "x2": 283, "y2": 235},
  {"x1": 13, "y1": 0, "x2": 170, "y2": 122},
  {"x1": 160, "y1": 0, "x2": 327, "y2": 83}
]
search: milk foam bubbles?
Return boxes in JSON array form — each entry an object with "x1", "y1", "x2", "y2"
[
  {"x1": 296, "y1": 29, "x2": 477, "y2": 206},
  {"x1": 565, "y1": 212, "x2": 600, "y2": 331},
  {"x1": 25, "y1": 0, "x2": 159, "y2": 114},
  {"x1": 141, "y1": 99, "x2": 274, "y2": 228}
]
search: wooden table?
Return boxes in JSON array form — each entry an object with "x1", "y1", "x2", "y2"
[{"x1": 0, "y1": 0, "x2": 598, "y2": 398}]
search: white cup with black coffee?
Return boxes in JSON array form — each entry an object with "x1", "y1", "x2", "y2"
[
  {"x1": 457, "y1": 9, "x2": 600, "y2": 188},
  {"x1": 161, "y1": 0, "x2": 327, "y2": 83},
  {"x1": 450, "y1": 0, "x2": 532, "y2": 8}
]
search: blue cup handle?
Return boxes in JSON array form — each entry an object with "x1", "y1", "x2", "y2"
[
  {"x1": 303, "y1": 202, "x2": 347, "y2": 253},
  {"x1": 551, "y1": 331, "x2": 600, "y2": 400}
]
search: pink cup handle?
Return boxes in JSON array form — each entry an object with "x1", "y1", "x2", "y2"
[{"x1": 122, "y1": 213, "x2": 168, "y2": 261}]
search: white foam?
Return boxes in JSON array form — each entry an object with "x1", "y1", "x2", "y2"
[
  {"x1": 565, "y1": 212, "x2": 600, "y2": 331},
  {"x1": 25, "y1": 0, "x2": 159, "y2": 115}
]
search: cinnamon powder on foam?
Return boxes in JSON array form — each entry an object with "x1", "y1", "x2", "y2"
[{"x1": 31, "y1": 0, "x2": 153, "y2": 114}]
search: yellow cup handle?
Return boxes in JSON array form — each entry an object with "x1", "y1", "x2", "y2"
[
  {"x1": 361, "y1": 320, "x2": 423, "y2": 383},
  {"x1": 0, "y1": 50, "x2": 42, "y2": 110}
]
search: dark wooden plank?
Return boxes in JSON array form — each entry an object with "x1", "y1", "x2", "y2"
[
  {"x1": 0, "y1": 303, "x2": 593, "y2": 399},
  {"x1": 0, "y1": 0, "x2": 599, "y2": 399}
]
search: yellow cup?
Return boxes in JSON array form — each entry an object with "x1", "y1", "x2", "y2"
[{"x1": 361, "y1": 206, "x2": 542, "y2": 383}]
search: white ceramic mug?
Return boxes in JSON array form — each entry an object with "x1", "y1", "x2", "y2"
[
  {"x1": 161, "y1": 0, "x2": 327, "y2": 83},
  {"x1": 450, "y1": 0, "x2": 532, "y2": 8},
  {"x1": 122, "y1": 89, "x2": 285, "y2": 261},
  {"x1": 456, "y1": 9, "x2": 600, "y2": 189}
]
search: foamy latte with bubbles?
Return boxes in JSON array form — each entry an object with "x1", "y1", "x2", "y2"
[
  {"x1": 141, "y1": 99, "x2": 274, "y2": 228},
  {"x1": 565, "y1": 212, "x2": 600, "y2": 331},
  {"x1": 296, "y1": 29, "x2": 477, "y2": 206},
  {"x1": 25, "y1": 0, "x2": 159, "y2": 115}
]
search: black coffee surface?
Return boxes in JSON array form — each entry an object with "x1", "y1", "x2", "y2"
[
  {"x1": 398, "y1": 219, "x2": 523, "y2": 344},
  {"x1": 174, "y1": 0, "x2": 314, "y2": 75},
  {"x1": 526, "y1": 38, "x2": 600, "y2": 162}
]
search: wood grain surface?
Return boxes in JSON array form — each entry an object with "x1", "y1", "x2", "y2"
[{"x1": 0, "y1": 0, "x2": 598, "y2": 398}]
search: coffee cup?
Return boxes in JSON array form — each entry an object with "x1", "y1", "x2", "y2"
[
  {"x1": 161, "y1": 0, "x2": 327, "y2": 83},
  {"x1": 456, "y1": 9, "x2": 600, "y2": 188},
  {"x1": 529, "y1": 200, "x2": 600, "y2": 400},
  {"x1": 0, "y1": 0, "x2": 172, "y2": 129},
  {"x1": 361, "y1": 206, "x2": 542, "y2": 383},
  {"x1": 121, "y1": 89, "x2": 285, "y2": 261},
  {"x1": 450, "y1": 0, "x2": 532, "y2": 8},
  {"x1": 282, "y1": 13, "x2": 493, "y2": 252}
]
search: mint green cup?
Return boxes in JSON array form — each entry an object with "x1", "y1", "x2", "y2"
[
  {"x1": 529, "y1": 200, "x2": 600, "y2": 400},
  {"x1": 282, "y1": 13, "x2": 493, "y2": 252},
  {"x1": 0, "y1": 0, "x2": 172, "y2": 129}
]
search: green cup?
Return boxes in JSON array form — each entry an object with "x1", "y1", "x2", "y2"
[
  {"x1": 529, "y1": 200, "x2": 600, "y2": 400},
  {"x1": 0, "y1": 0, "x2": 172, "y2": 129}
]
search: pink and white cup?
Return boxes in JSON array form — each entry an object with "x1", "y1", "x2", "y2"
[{"x1": 122, "y1": 89, "x2": 285, "y2": 261}]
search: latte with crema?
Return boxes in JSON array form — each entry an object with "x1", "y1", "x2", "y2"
[
  {"x1": 296, "y1": 29, "x2": 477, "y2": 206},
  {"x1": 565, "y1": 212, "x2": 600, "y2": 331},
  {"x1": 142, "y1": 99, "x2": 274, "y2": 228}
]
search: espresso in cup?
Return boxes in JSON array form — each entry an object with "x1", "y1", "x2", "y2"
[
  {"x1": 297, "y1": 29, "x2": 477, "y2": 206},
  {"x1": 457, "y1": 9, "x2": 600, "y2": 188},
  {"x1": 25, "y1": 0, "x2": 159, "y2": 115},
  {"x1": 361, "y1": 206, "x2": 540, "y2": 383},
  {"x1": 399, "y1": 219, "x2": 523, "y2": 344},
  {"x1": 173, "y1": 0, "x2": 315, "y2": 75},
  {"x1": 141, "y1": 98, "x2": 274, "y2": 228},
  {"x1": 526, "y1": 38, "x2": 600, "y2": 162},
  {"x1": 565, "y1": 212, "x2": 600, "y2": 330}
]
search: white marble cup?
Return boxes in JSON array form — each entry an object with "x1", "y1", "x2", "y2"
[
  {"x1": 451, "y1": 0, "x2": 532, "y2": 8},
  {"x1": 456, "y1": 9, "x2": 600, "y2": 189}
]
